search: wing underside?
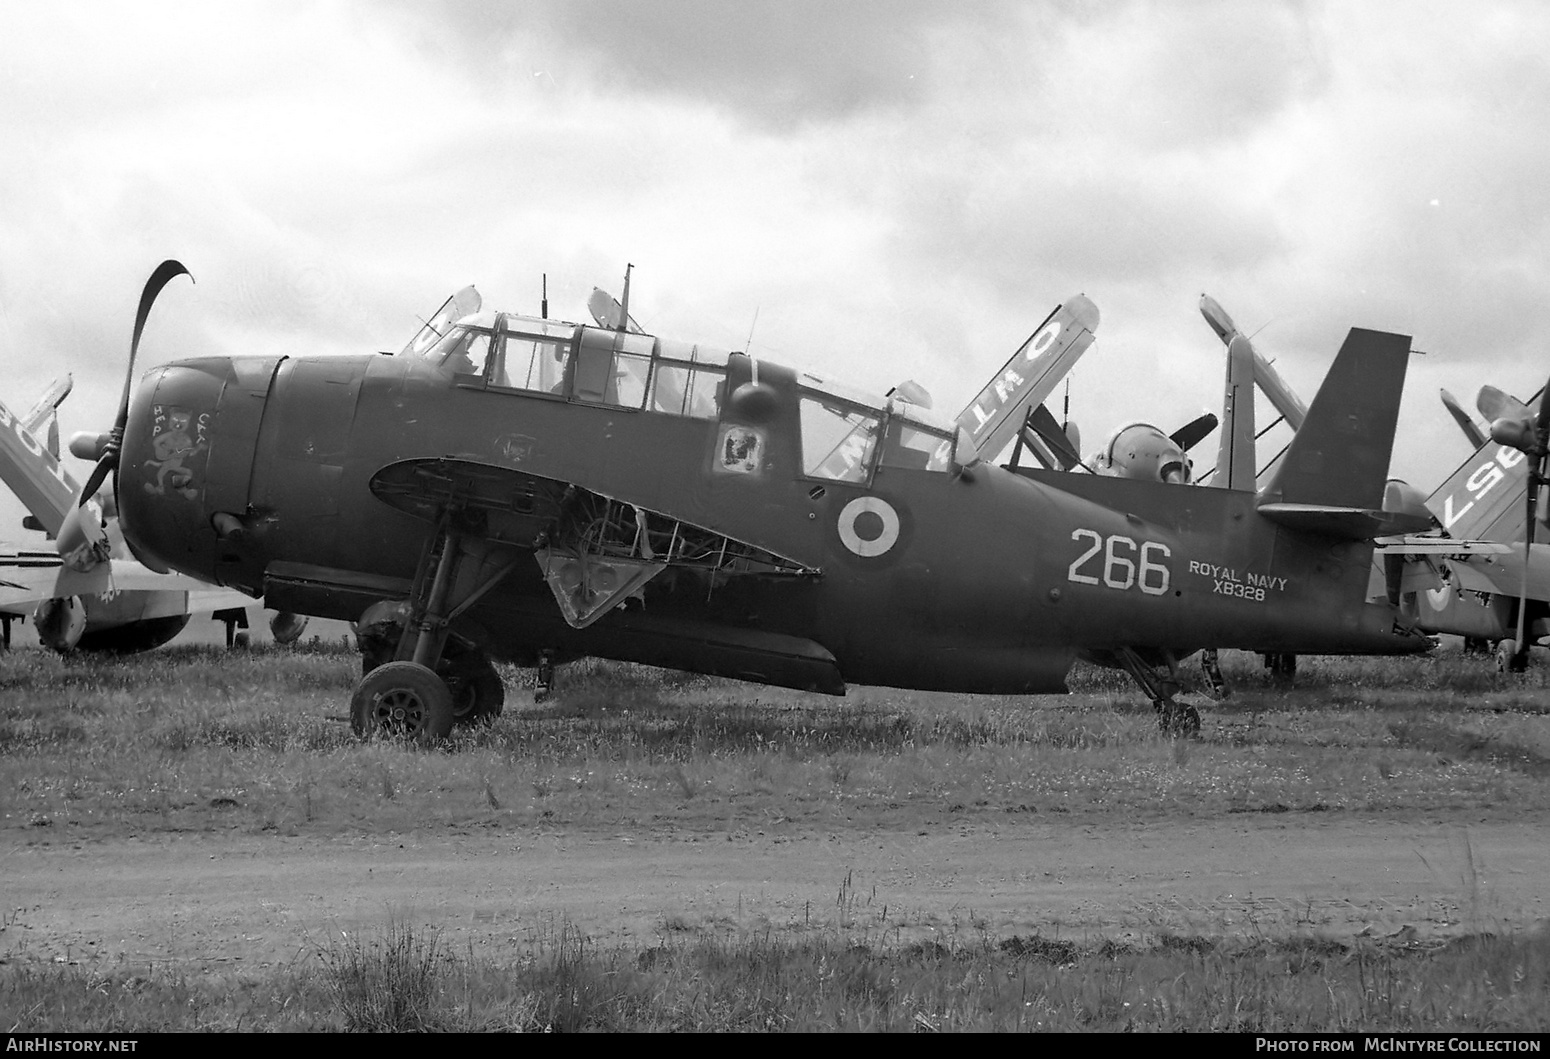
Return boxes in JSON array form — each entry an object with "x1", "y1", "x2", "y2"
[{"x1": 368, "y1": 458, "x2": 820, "y2": 629}]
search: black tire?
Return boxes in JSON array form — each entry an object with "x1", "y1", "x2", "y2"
[
  {"x1": 351, "y1": 661, "x2": 454, "y2": 743},
  {"x1": 448, "y1": 657, "x2": 505, "y2": 727},
  {"x1": 1497, "y1": 639, "x2": 1528, "y2": 673}
]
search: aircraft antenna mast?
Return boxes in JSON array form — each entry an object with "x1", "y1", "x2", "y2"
[
  {"x1": 744, "y1": 306, "x2": 760, "y2": 355},
  {"x1": 617, "y1": 264, "x2": 633, "y2": 333},
  {"x1": 541, "y1": 274, "x2": 548, "y2": 320}
]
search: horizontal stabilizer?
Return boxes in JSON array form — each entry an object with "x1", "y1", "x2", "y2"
[
  {"x1": 1258, "y1": 328, "x2": 1410, "y2": 515},
  {"x1": 1258, "y1": 502, "x2": 1433, "y2": 540},
  {"x1": 1444, "y1": 543, "x2": 1550, "y2": 601},
  {"x1": 1374, "y1": 536, "x2": 1513, "y2": 557}
]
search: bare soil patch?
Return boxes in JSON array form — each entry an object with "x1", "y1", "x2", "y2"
[{"x1": 6, "y1": 813, "x2": 1546, "y2": 973}]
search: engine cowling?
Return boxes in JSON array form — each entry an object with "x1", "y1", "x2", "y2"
[
  {"x1": 34, "y1": 596, "x2": 86, "y2": 652},
  {"x1": 269, "y1": 611, "x2": 309, "y2": 645},
  {"x1": 1091, "y1": 423, "x2": 1193, "y2": 484}
]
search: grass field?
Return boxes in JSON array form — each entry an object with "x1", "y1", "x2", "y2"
[{"x1": 3, "y1": 642, "x2": 1548, "y2": 1030}]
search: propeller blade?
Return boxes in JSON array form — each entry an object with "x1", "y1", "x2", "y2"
[
  {"x1": 75, "y1": 454, "x2": 116, "y2": 512},
  {"x1": 1170, "y1": 412, "x2": 1219, "y2": 453},
  {"x1": 73, "y1": 261, "x2": 193, "y2": 511},
  {"x1": 1024, "y1": 403, "x2": 1081, "y2": 470},
  {"x1": 121, "y1": 260, "x2": 193, "y2": 428},
  {"x1": 1477, "y1": 384, "x2": 1530, "y2": 425},
  {"x1": 1440, "y1": 388, "x2": 1488, "y2": 449}
]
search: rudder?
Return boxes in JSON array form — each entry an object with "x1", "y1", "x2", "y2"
[{"x1": 1258, "y1": 327, "x2": 1410, "y2": 512}]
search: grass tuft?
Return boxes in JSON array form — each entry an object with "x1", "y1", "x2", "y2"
[{"x1": 320, "y1": 921, "x2": 445, "y2": 1032}]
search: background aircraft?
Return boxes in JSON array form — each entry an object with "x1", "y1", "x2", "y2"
[
  {"x1": 1194, "y1": 296, "x2": 1548, "y2": 672},
  {"x1": 60, "y1": 263, "x2": 1433, "y2": 742},
  {"x1": 1378, "y1": 383, "x2": 1550, "y2": 671},
  {"x1": 0, "y1": 373, "x2": 305, "y2": 651}
]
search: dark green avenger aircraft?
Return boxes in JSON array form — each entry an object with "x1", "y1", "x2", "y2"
[{"x1": 66, "y1": 262, "x2": 1434, "y2": 741}]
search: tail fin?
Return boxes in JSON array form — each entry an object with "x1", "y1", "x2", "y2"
[
  {"x1": 1256, "y1": 328, "x2": 1425, "y2": 538},
  {"x1": 955, "y1": 295, "x2": 1099, "y2": 463},
  {"x1": 1214, "y1": 333, "x2": 1257, "y2": 489}
]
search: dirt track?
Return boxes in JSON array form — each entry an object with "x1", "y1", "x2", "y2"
[{"x1": 5, "y1": 814, "x2": 1547, "y2": 971}]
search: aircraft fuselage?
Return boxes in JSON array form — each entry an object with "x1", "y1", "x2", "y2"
[{"x1": 118, "y1": 328, "x2": 1422, "y2": 695}]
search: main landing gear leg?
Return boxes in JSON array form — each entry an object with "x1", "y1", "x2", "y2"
[
  {"x1": 352, "y1": 521, "x2": 518, "y2": 739},
  {"x1": 1264, "y1": 652, "x2": 1298, "y2": 684},
  {"x1": 213, "y1": 607, "x2": 249, "y2": 649},
  {"x1": 534, "y1": 649, "x2": 556, "y2": 703},
  {"x1": 350, "y1": 523, "x2": 461, "y2": 743},
  {"x1": 1116, "y1": 647, "x2": 1201, "y2": 737},
  {"x1": 1200, "y1": 649, "x2": 1229, "y2": 700}
]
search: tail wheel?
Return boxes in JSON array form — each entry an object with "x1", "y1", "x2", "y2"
[{"x1": 351, "y1": 661, "x2": 454, "y2": 743}]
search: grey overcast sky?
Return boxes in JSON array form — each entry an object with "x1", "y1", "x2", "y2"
[{"x1": 2, "y1": 0, "x2": 1547, "y2": 541}]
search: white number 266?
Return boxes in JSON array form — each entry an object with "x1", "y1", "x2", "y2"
[{"x1": 1067, "y1": 529, "x2": 1170, "y2": 595}]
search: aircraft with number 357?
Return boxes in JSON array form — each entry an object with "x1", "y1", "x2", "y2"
[{"x1": 58, "y1": 261, "x2": 1438, "y2": 741}]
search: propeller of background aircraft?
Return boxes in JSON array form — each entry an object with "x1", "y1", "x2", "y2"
[
  {"x1": 1441, "y1": 388, "x2": 1489, "y2": 450},
  {"x1": 1481, "y1": 380, "x2": 1550, "y2": 667}
]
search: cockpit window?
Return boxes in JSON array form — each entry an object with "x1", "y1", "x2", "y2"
[
  {"x1": 878, "y1": 399, "x2": 957, "y2": 473},
  {"x1": 881, "y1": 420, "x2": 954, "y2": 472},
  {"x1": 428, "y1": 326, "x2": 495, "y2": 377},
  {"x1": 498, "y1": 333, "x2": 570, "y2": 392},
  {"x1": 649, "y1": 340, "x2": 730, "y2": 419},
  {"x1": 800, "y1": 397, "x2": 881, "y2": 482},
  {"x1": 572, "y1": 329, "x2": 652, "y2": 408}
]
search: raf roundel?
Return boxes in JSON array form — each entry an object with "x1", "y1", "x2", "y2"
[{"x1": 837, "y1": 496, "x2": 900, "y2": 557}]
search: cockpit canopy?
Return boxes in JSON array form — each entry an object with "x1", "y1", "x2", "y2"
[{"x1": 410, "y1": 311, "x2": 977, "y2": 480}]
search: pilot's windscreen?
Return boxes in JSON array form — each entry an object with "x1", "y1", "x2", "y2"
[
  {"x1": 800, "y1": 397, "x2": 881, "y2": 482},
  {"x1": 431, "y1": 327, "x2": 493, "y2": 377}
]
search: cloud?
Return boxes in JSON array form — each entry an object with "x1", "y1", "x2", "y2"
[
  {"x1": 2, "y1": 0, "x2": 1549, "y2": 541},
  {"x1": 380, "y1": 0, "x2": 1025, "y2": 129}
]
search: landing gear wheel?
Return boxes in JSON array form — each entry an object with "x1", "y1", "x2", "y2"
[
  {"x1": 351, "y1": 661, "x2": 454, "y2": 743},
  {"x1": 447, "y1": 657, "x2": 504, "y2": 727}
]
